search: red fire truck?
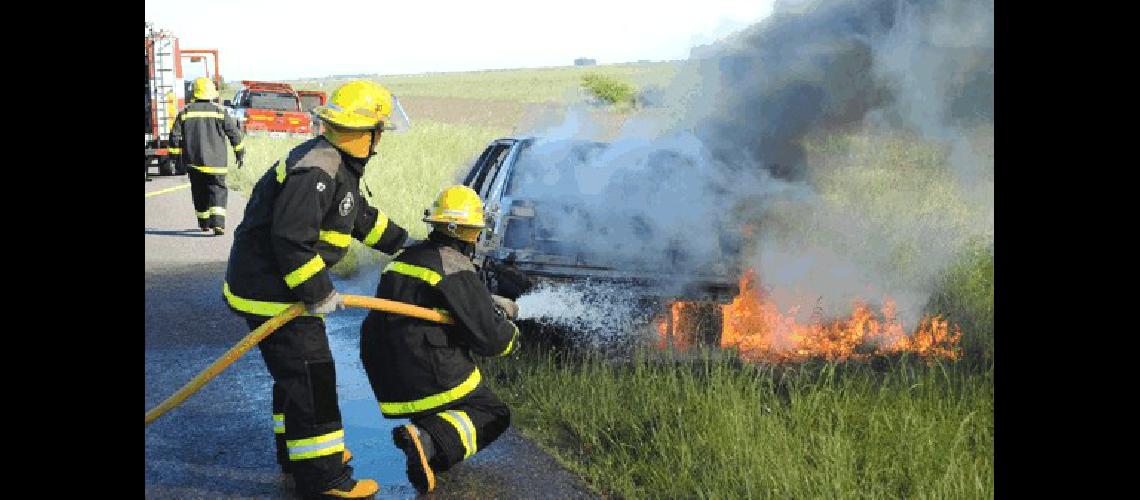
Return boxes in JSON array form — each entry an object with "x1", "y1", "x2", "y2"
[
  {"x1": 224, "y1": 81, "x2": 326, "y2": 137},
  {"x1": 145, "y1": 22, "x2": 223, "y2": 177}
]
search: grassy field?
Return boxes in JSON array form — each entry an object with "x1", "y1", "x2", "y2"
[
  {"x1": 286, "y1": 62, "x2": 681, "y2": 104},
  {"x1": 213, "y1": 62, "x2": 993, "y2": 499},
  {"x1": 482, "y1": 349, "x2": 993, "y2": 499}
]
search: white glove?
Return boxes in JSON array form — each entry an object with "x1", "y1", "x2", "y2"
[
  {"x1": 307, "y1": 290, "x2": 343, "y2": 315},
  {"x1": 491, "y1": 294, "x2": 518, "y2": 320}
]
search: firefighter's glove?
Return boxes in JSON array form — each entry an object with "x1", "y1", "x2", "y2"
[
  {"x1": 307, "y1": 290, "x2": 343, "y2": 315},
  {"x1": 491, "y1": 294, "x2": 519, "y2": 320},
  {"x1": 493, "y1": 261, "x2": 533, "y2": 300},
  {"x1": 235, "y1": 150, "x2": 246, "y2": 169}
]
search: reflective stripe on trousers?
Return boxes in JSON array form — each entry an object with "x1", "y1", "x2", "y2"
[
  {"x1": 286, "y1": 429, "x2": 345, "y2": 460},
  {"x1": 438, "y1": 410, "x2": 477, "y2": 459}
]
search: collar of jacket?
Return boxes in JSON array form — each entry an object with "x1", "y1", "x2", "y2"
[
  {"x1": 319, "y1": 136, "x2": 372, "y2": 178},
  {"x1": 428, "y1": 230, "x2": 475, "y2": 257}
]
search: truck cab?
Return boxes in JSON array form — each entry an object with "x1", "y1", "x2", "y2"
[{"x1": 224, "y1": 81, "x2": 324, "y2": 137}]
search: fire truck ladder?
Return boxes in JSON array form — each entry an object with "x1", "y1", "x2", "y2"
[{"x1": 150, "y1": 41, "x2": 176, "y2": 140}]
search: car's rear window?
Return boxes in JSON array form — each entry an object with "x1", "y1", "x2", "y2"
[{"x1": 249, "y1": 92, "x2": 299, "y2": 111}]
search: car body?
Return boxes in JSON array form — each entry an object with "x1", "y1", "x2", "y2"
[{"x1": 461, "y1": 136, "x2": 744, "y2": 345}]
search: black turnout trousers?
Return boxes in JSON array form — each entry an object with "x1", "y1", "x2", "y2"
[
  {"x1": 245, "y1": 315, "x2": 351, "y2": 494},
  {"x1": 188, "y1": 168, "x2": 228, "y2": 229}
]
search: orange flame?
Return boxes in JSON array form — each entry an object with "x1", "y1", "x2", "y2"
[{"x1": 657, "y1": 269, "x2": 962, "y2": 363}]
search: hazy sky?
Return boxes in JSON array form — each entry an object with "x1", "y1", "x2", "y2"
[{"x1": 145, "y1": 0, "x2": 775, "y2": 81}]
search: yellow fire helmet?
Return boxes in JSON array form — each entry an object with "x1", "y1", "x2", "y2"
[
  {"x1": 191, "y1": 77, "x2": 219, "y2": 100},
  {"x1": 315, "y1": 79, "x2": 411, "y2": 132},
  {"x1": 423, "y1": 185, "x2": 485, "y2": 242}
]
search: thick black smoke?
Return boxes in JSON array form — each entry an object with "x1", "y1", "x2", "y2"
[{"x1": 691, "y1": 0, "x2": 993, "y2": 183}]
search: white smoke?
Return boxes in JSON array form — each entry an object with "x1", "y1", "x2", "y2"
[{"x1": 514, "y1": 0, "x2": 994, "y2": 328}]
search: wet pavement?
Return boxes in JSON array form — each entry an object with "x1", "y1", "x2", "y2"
[{"x1": 145, "y1": 175, "x2": 597, "y2": 499}]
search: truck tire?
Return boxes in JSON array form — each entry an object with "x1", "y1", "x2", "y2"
[
  {"x1": 172, "y1": 157, "x2": 187, "y2": 175},
  {"x1": 159, "y1": 156, "x2": 176, "y2": 176}
]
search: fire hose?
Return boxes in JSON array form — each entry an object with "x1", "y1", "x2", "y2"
[{"x1": 145, "y1": 294, "x2": 454, "y2": 426}]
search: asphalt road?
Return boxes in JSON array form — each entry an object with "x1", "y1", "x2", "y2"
[{"x1": 145, "y1": 174, "x2": 597, "y2": 499}]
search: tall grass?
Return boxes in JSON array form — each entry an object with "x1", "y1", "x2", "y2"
[
  {"x1": 225, "y1": 120, "x2": 508, "y2": 275},
  {"x1": 483, "y1": 348, "x2": 993, "y2": 499}
]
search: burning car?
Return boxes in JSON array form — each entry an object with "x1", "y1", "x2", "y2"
[{"x1": 461, "y1": 136, "x2": 744, "y2": 347}]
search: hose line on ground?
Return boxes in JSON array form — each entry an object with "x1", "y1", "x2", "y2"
[{"x1": 145, "y1": 295, "x2": 454, "y2": 426}]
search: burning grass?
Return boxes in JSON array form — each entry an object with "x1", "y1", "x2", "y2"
[{"x1": 717, "y1": 269, "x2": 961, "y2": 363}]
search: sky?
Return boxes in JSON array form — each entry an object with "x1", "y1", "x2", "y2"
[{"x1": 145, "y1": 0, "x2": 776, "y2": 81}]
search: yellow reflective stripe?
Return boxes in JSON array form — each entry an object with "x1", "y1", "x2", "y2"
[
  {"x1": 275, "y1": 154, "x2": 289, "y2": 183},
  {"x1": 168, "y1": 147, "x2": 182, "y2": 154},
  {"x1": 456, "y1": 411, "x2": 477, "y2": 457},
  {"x1": 286, "y1": 429, "x2": 344, "y2": 448},
  {"x1": 233, "y1": 141, "x2": 245, "y2": 152},
  {"x1": 223, "y1": 282, "x2": 322, "y2": 318},
  {"x1": 195, "y1": 206, "x2": 227, "y2": 219},
  {"x1": 224, "y1": 282, "x2": 292, "y2": 316},
  {"x1": 191, "y1": 165, "x2": 228, "y2": 175},
  {"x1": 273, "y1": 414, "x2": 285, "y2": 434},
  {"x1": 273, "y1": 414, "x2": 285, "y2": 422},
  {"x1": 284, "y1": 255, "x2": 326, "y2": 289},
  {"x1": 183, "y1": 111, "x2": 226, "y2": 120},
  {"x1": 383, "y1": 261, "x2": 441, "y2": 286},
  {"x1": 362, "y1": 213, "x2": 390, "y2": 246},
  {"x1": 380, "y1": 368, "x2": 481, "y2": 416},
  {"x1": 499, "y1": 323, "x2": 519, "y2": 357},
  {"x1": 286, "y1": 429, "x2": 345, "y2": 460},
  {"x1": 319, "y1": 230, "x2": 352, "y2": 248},
  {"x1": 439, "y1": 411, "x2": 476, "y2": 459}
]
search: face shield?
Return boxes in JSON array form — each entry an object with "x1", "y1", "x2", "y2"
[{"x1": 381, "y1": 94, "x2": 411, "y2": 133}]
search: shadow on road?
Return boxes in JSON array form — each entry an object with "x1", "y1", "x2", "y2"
[{"x1": 146, "y1": 228, "x2": 215, "y2": 237}]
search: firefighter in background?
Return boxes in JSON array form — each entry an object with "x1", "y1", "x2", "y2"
[
  {"x1": 223, "y1": 79, "x2": 413, "y2": 499},
  {"x1": 359, "y1": 185, "x2": 528, "y2": 494},
  {"x1": 170, "y1": 77, "x2": 245, "y2": 235}
]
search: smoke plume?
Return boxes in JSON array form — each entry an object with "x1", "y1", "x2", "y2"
[{"x1": 514, "y1": 0, "x2": 994, "y2": 327}]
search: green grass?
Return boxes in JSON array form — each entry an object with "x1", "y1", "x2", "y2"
[
  {"x1": 225, "y1": 120, "x2": 508, "y2": 274},
  {"x1": 284, "y1": 62, "x2": 681, "y2": 104},
  {"x1": 482, "y1": 348, "x2": 993, "y2": 499}
]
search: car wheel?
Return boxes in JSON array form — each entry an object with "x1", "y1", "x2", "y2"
[{"x1": 664, "y1": 301, "x2": 723, "y2": 349}]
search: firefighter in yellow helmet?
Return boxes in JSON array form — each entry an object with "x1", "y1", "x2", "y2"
[
  {"x1": 359, "y1": 185, "x2": 525, "y2": 494},
  {"x1": 170, "y1": 77, "x2": 245, "y2": 235},
  {"x1": 223, "y1": 80, "x2": 413, "y2": 499}
]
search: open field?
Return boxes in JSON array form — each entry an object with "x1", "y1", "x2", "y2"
[
  {"x1": 286, "y1": 62, "x2": 681, "y2": 104},
  {"x1": 214, "y1": 62, "x2": 993, "y2": 498}
]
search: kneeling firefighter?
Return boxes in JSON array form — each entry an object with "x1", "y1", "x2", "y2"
[
  {"x1": 359, "y1": 185, "x2": 525, "y2": 494},
  {"x1": 170, "y1": 77, "x2": 245, "y2": 235},
  {"x1": 223, "y1": 80, "x2": 412, "y2": 499}
]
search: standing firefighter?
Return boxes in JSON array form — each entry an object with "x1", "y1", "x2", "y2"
[
  {"x1": 170, "y1": 77, "x2": 245, "y2": 235},
  {"x1": 360, "y1": 185, "x2": 527, "y2": 494},
  {"x1": 223, "y1": 79, "x2": 412, "y2": 499}
]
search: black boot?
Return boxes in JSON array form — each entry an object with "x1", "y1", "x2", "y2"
[{"x1": 392, "y1": 424, "x2": 436, "y2": 494}]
